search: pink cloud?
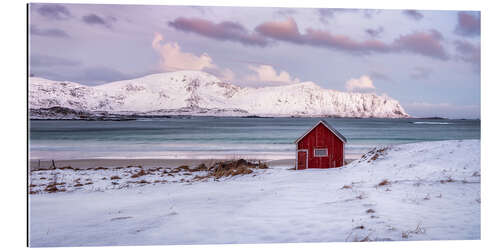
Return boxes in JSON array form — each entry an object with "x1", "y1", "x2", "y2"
[
  {"x1": 454, "y1": 40, "x2": 480, "y2": 72},
  {"x1": 304, "y1": 28, "x2": 391, "y2": 53},
  {"x1": 455, "y1": 12, "x2": 480, "y2": 37},
  {"x1": 454, "y1": 40, "x2": 480, "y2": 63},
  {"x1": 256, "y1": 18, "x2": 448, "y2": 59},
  {"x1": 169, "y1": 17, "x2": 450, "y2": 60},
  {"x1": 168, "y1": 17, "x2": 269, "y2": 47},
  {"x1": 152, "y1": 32, "x2": 237, "y2": 80},
  {"x1": 152, "y1": 33, "x2": 215, "y2": 71},
  {"x1": 345, "y1": 75, "x2": 376, "y2": 92},
  {"x1": 255, "y1": 18, "x2": 303, "y2": 43},
  {"x1": 245, "y1": 64, "x2": 300, "y2": 85},
  {"x1": 255, "y1": 18, "x2": 391, "y2": 53},
  {"x1": 392, "y1": 29, "x2": 449, "y2": 60}
]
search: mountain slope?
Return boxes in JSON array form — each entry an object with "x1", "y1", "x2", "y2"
[{"x1": 29, "y1": 71, "x2": 409, "y2": 118}]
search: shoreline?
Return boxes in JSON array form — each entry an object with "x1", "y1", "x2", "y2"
[
  {"x1": 29, "y1": 157, "x2": 360, "y2": 171},
  {"x1": 29, "y1": 158, "x2": 294, "y2": 170}
]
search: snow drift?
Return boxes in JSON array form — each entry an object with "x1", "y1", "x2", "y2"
[{"x1": 29, "y1": 71, "x2": 409, "y2": 118}]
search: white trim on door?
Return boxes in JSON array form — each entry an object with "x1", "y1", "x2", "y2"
[
  {"x1": 296, "y1": 149, "x2": 308, "y2": 170},
  {"x1": 343, "y1": 143, "x2": 345, "y2": 166}
]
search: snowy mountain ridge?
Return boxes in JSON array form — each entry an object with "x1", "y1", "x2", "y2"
[{"x1": 29, "y1": 71, "x2": 409, "y2": 118}]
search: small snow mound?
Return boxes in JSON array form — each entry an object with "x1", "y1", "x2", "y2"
[
  {"x1": 347, "y1": 140, "x2": 480, "y2": 185},
  {"x1": 356, "y1": 146, "x2": 392, "y2": 164}
]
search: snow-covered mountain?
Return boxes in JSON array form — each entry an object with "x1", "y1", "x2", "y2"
[{"x1": 29, "y1": 71, "x2": 409, "y2": 119}]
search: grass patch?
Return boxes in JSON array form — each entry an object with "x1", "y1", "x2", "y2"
[
  {"x1": 356, "y1": 194, "x2": 365, "y2": 200},
  {"x1": 440, "y1": 176, "x2": 455, "y2": 184},
  {"x1": 44, "y1": 183, "x2": 66, "y2": 193},
  {"x1": 131, "y1": 169, "x2": 147, "y2": 178},
  {"x1": 377, "y1": 179, "x2": 390, "y2": 187},
  {"x1": 170, "y1": 159, "x2": 268, "y2": 181},
  {"x1": 58, "y1": 166, "x2": 75, "y2": 170},
  {"x1": 402, "y1": 223, "x2": 425, "y2": 239}
]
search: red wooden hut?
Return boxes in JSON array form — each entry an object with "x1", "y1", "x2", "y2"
[{"x1": 295, "y1": 120, "x2": 347, "y2": 170}]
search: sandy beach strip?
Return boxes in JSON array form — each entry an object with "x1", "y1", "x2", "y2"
[
  {"x1": 29, "y1": 157, "x2": 360, "y2": 171},
  {"x1": 29, "y1": 158, "x2": 293, "y2": 170}
]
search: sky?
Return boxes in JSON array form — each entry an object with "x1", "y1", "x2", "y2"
[{"x1": 28, "y1": 3, "x2": 480, "y2": 119}]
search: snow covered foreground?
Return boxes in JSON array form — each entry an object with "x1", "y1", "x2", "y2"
[{"x1": 29, "y1": 140, "x2": 480, "y2": 246}]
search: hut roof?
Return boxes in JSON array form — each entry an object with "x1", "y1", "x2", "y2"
[{"x1": 294, "y1": 120, "x2": 347, "y2": 144}]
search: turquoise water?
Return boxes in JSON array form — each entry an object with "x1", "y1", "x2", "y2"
[{"x1": 29, "y1": 117, "x2": 480, "y2": 160}]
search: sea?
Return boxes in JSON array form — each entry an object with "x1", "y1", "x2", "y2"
[{"x1": 29, "y1": 117, "x2": 481, "y2": 160}]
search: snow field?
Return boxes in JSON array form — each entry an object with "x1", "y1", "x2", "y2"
[{"x1": 29, "y1": 140, "x2": 480, "y2": 246}]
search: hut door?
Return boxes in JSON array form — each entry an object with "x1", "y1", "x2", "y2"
[{"x1": 297, "y1": 150, "x2": 308, "y2": 170}]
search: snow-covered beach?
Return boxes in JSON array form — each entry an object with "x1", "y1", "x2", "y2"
[{"x1": 28, "y1": 139, "x2": 480, "y2": 246}]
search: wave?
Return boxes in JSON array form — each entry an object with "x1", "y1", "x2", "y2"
[{"x1": 411, "y1": 122, "x2": 453, "y2": 125}]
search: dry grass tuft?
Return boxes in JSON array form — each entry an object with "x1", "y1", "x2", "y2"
[
  {"x1": 402, "y1": 223, "x2": 425, "y2": 239},
  {"x1": 126, "y1": 165, "x2": 141, "y2": 169},
  {"x1": 131, "y1": 169, "x2": 147, "y2": 178},
  {"x1": 44, "y1": 183, "x2": 66, "y2": 193},
  {"x1": 361, "y1": 147, "x2": 389, "y2": 163},
  {"x1": 377, "y1": 179, "x2": 390, "y2": 187},
  {"x1": 171, "y1": 159, "x2": 268, "y2": 181},
  {"x1": 190, "y1": 163, "x2": 208, "y2": 172},
  {"x1": 210, "y1": 159, "x2": 257, "y2": 179},
  {"x1": 356, "y1": 194, "x2": 365, "y2": 200},
  {"x1": 58, "y1": 166, "x2": 75, "y2": 170},
  {"x1": 440, "y1": 176, "x2": 455, "y2": 184}
]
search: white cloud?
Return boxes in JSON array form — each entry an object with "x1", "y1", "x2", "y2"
[
  {"x1": 219, "y1": 68, "x2": 235, "y2": 82},
  {"x1": 246, "y1": 65, "x2": 300, "y2": 84},
  {"x1": 152, "y1": 32, "x2": 215, "y2": 71},
  {"x1": 203, "y1": 67, "x2": 235, "y2": 82},
  {"x1": 345, "y1": 75, "x2": 376, "y2": 92}
]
